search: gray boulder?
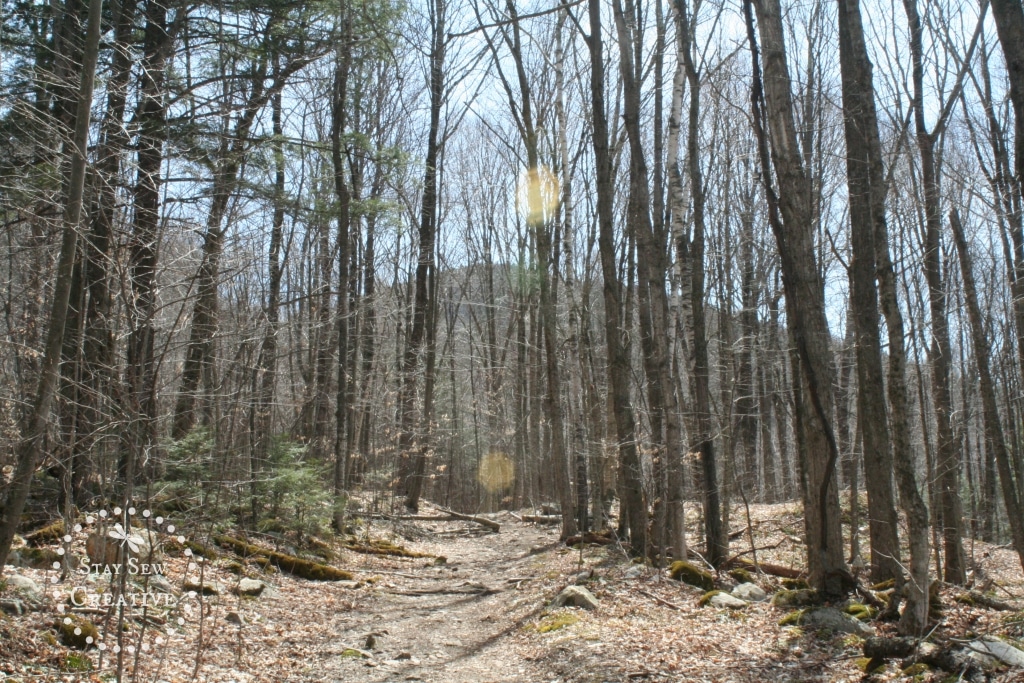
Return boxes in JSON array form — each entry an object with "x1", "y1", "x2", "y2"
[
  {"x1": 550, "y1": 585, "x2": 599, "y2": 610},
  {"x1": 183, "y1": 579, "x2": 224, "y2": 596},
  {"x1": 4, "y1": 574, "x2": 43, "y2": 607},
  {"x1": 623, "y1": 565, "x2": 645, "y2": 580},
  {"x1": 145, "y1": 574, "x2": 175, "y2": 594},
  {"x1": 231, "y1": 578, "x2": 266, "y2": 597},
  {"x1": 964, "y1": 639, "x2": 1024, "y2": 668},
  {"x1": 709, "y1": 592, "x2": 748, "y2": 609},
  {"x1": 799, "y1": 607, "x2": 873, "y2": 636},
  {"x1": 732, "y1": 583, "x2": 767, "y2": 602}
]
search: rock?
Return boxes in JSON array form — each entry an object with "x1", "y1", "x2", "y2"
[
  {"x1": 571, "y1": 570, "x2": 593, "y2": 585},
  {"x1": 623, "y1": 565, "x2": 645, "y2": 579},
  {"x1": 964, "y1": 638, "x2": 1024, "y2": 668},
  {"x1": 668, "y1": 561, "x2": 714, "y2": 591},
  {"x1": 0, "y1": 598, "x2": 25, "y2": 615},
  {"x1": 183, "y1": 579, "x2": 224, "y2": 596},
  {"x1": 10, "y1": 546, "x2": 62, "y2": 570},
  {"x1": 550, "y1": 585, "x2": 599, "y2": 610},
  {"x1": 337, "y1": 580, "x2": 362, "y2": 589},
  {"x1": 709, "y1": 592, "x2": 749, "y2": 609},
  {"x1": 231, "y1": 578, "x2": 265, "y2": 597},
  {"x1": 57, "y1": 615, "x2": 98, "y2": 649},
  {"x1": 799, "y1": 607, "x2": 873, "y2": 636},
  {"x1": 225, "y1": 611, "x2": 245, "y2": 625},
  {"x1": 728, "y1": 568, "x2": 755, "y2": 584},
  {"x1": 146, "y1": 574, "x2": 175, "y2": 594},
  {"x1": 4, "y1": 574, "x2": 43, "y2": 606},
  {"x1": 771, "y1": 588, "x2": 819, "y2": 608},
  {"x1": 732, "y1": 583, "x2": 767, "y2": 602}
]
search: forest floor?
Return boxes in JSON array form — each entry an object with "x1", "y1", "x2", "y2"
[{"x1": 2, "y1": 502, "x2": 1024, "y2": 682}]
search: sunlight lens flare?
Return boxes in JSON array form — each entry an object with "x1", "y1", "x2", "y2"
[
  {"x1": 516, "y1": 165, "x2": 560, "y2": 226},
  {"x1": 478, "y1": 451, "x2": 515, "y2": 493}
]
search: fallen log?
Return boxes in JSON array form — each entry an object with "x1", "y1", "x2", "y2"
[
  {"x1": 435, "y1": 507, "x2": 500, "y2": 532},
  {"x1": 214, "y1": 535, "x2": 353, "y2": 581},
  {"x1": 724, "y1": 555, "x2": 804, "y2": 579},
  {"x1": 955, "y1": 591, "x2": 1015, "y2": 611},
  {"x1": 565, "y1": 531, "x2": 614, "y2": 546}
]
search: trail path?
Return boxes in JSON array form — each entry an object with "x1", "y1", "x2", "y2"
[
  {"x1": 5, "y1": 503, "x2": 1024, "y2": 682},
  {"x1": 305, "y1": 520, "x2": 561, "y2": 682}
]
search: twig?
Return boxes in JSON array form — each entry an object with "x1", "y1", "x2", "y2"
[{"x1": 638, "y1": 589, "x2": 683, "y2": 611}]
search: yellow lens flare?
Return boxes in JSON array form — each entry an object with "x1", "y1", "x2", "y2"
[
  {"x1": 478, "y1": 451, "x2": 515, "y2": 493},
  {"x1": 516, "y1": 165, "x2": 560, "y2": 226}
]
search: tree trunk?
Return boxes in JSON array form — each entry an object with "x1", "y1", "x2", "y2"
[
  {"x1": 0, "y1": 0, "x2": 102, "y2": 572},
  {"x1": 587, "y1": 0, "x2": 646, "y2": 554},
  {"x1": 402, "y1": 0, "x2": 444, "y2": 511},
  {"x1": 743, "y1": 0, "x2": 849, "y2": 595},
  {"x1": 671, "y1": 0, "x2": 726, "y2": 567},
  {"x1": 949, "y1": 209, "x2": 1024, "y2": 572},
  {"x1": 835, "y1": 0, "x2": 902, "y2": 585},
  {"x1": 901, "y1": 0, "x2": 966, "y2": 585}
]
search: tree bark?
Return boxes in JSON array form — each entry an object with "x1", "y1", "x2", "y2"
[
  {"x1": 901, "y1": 0, "x2": 967, "y2": 584},
  {"x1": 0, "y1": 0, "x2": 102, "y2": 572},
  {"x1": 586, "y1": 0, "x2": 646, "y2": 554},
  {"x1": 743, "y1": 0, "x2": 849, "y2": 595},
  {"x1": 835, "y1": 0, "x2": 902, "y2": 585},
  {"x1": 949, "y1": 209, "x2": 1024, "y2": 572}
]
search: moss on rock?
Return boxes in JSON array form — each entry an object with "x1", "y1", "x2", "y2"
[
  {"x1": 728, "y1": 568, "x2": 755, "y2": 584},
  {"x1": 771, "y1": 589, "x2": 820, "y2": 608},
  {"x1": 57, "y1": 615, "x2": 97, "y2": 649},
  {"x1": 669, "y1": 561, "x2": 714, "y2": 591},
  {"x1": 16, "y1": 546, "x2": 62, "y2": 569},
  {"x1": 781, "y1": 578, "x2": 810, "y2": 590},
  {"x1": 699, "y1": 590, "x2": 723, "y2": 607},
  {"x1": 843, "y1": 602, "x2": 876, "y2": 621},
  {"x1": 25, "y1": 520, "x2": 64, "y2": 547}
]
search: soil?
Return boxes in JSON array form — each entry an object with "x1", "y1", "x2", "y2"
[{"x1": 2, "y1": 503, "x2": 1023, "y2": 683}]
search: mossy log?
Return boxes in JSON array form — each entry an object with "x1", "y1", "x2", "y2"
[
  {"x1": 342, "y1": 539, "x2": 430, "y2": 558},
  {"x1": 214, "y1": 536, "x2": 353, "y2": 581},
  {"x1": 954, "y1": 591, "x2": 1014, "y2": 611}
]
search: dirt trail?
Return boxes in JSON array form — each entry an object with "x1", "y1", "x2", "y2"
[{"x1": 300, "y1": 518, "x2": 569, "y2": 682}]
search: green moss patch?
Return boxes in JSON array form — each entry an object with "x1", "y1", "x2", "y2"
[
  {"x1": 17, "y1": 546, "x2": 62, "y2": 569},
  {"x1": 56, "y1": 615, "x2": 97, "y2": 649},
  {"x1": 728, "y1": 568, "x2": 754, "y2": 584},
  {"x1": 843, "y1": 602, "x2": 876, "y2": 621},
  {"x1": 534, "y1": 612, "x2": 580, "y2": 633},
  {"x1": 778, "y1": 609, "x2": 805, "y2": 626},
  {"x1": 698, "y1": 590, "x2": 724, "y2": 607},
  {"x1": 669, "y1": 561, "x2": 714, "y2": 591},
  {"x1": 25, "y1": 520, "x2": 64, "y2": 547},
  {"x1": 771, "y1": 589, "x2": 820, "y2": 608}
]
